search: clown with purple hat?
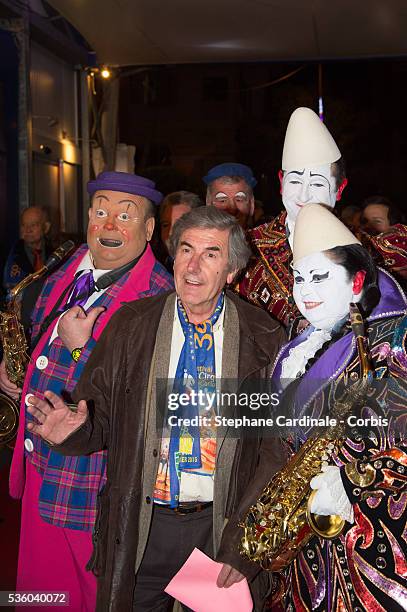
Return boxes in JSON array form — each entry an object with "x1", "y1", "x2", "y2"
[{"x1": 5, "y1": 171, "x2": 173, "y2": 611}]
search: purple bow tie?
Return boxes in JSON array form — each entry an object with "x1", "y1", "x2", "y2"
[{"x1": 64, "y1": 270, "x2": 95, "y2": 310}]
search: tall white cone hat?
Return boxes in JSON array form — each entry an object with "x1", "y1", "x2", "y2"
[
  {"x1": 293, "y1": 204, "x2": 361, "y2": 265},
  {"x1": 282, "y1": 107, "x2": 341, "y2": 170}
]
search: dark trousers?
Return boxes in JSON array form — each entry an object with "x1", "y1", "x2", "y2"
[{"x1": 133, "y1": 504, "x2": 213, "y2": 611}]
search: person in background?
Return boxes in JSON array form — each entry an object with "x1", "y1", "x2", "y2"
[
  {"x1": 158, "y1": 190, "x2": 203, "y2": 271},
  {"x1": 3, "y1": 207, "x2": 52, "y2": 297},
  {"x1": 204, "y1": 162, "x2": 256, "y2": 230},
  {"x1": 360, "y1": 195, "x2": 405, "y2": 235},
  {"x1": 160, "y1": 191, "x2": 203, "y2": 248},
  {"x1": 355, "y1": 196, "x2": 407, "y2": 286}
]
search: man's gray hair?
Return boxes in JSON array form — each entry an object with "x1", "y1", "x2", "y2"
[
  {"x1": 168, "y1": 206, "x2": 251, "y2": 273},
  {"x1": 206, "y1": 175, "x2": 253, "y2": 204}
]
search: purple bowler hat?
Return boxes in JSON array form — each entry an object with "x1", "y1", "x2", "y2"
[{"x1": 87, "y1": 171, "x2": 163, "y2": 205}]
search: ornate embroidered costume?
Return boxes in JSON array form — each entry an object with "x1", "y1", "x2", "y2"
[
  {"x1": 236, "y1": 211, "x2": 301, "y2": 329},
  {"x1": 360, "y1": 224, "x2": 407, "y2": 287},
  {"x1": 272, "y1": 271, "x2": 407, "y2": 611}
]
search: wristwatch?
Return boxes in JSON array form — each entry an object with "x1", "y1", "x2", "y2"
[{"x1": 71, "y1": 347, "x2": 83, "y2": 362}]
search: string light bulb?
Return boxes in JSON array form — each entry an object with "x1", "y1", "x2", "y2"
[{"x1": 101, "y1": 67, "x2": 111, "y2": 79}]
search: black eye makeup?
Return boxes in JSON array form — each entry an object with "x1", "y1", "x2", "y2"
[{"x1": 312, "y1": 272, "x2": 330, "y2": 282}]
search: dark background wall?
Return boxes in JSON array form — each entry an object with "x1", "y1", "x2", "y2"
[
  {"x1": 119, "y1": 59, "x2": 407, "y2": 216},
  {"x1": 0, "y1": 27, "x2": 19, "y2": 280},
  {"x1": 0, "y1": 27, "x2": 21, "y2": 579}
]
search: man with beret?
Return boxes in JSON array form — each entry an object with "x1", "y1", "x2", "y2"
[
  {"x1": 0, "y1": 171, "x2": 174, "y2": 611},
  {"x1": 204, "y1": 162, "x2": 256, "y2": 230}
]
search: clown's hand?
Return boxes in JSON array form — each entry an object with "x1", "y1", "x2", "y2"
[
  {"x1": 57, "y1": 306, "x2": 105, "y2": 353},
  {"x1": 310, "y1": 465, "x2": 354, "y2": 523},
  {"x1": 26, "y1": 390, "x2": 88, "y2": 445}
]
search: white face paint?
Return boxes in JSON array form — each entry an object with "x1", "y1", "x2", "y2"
[
  {"x1": 282, "y1": 164, "x2": 338, "y2": 225},
  {"x1": 293, "y1": 252, "x2": 360, "y2": 331}
]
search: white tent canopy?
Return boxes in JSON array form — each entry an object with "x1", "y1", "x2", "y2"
[{"x1": 48, "y1": 0, "x2": 407, "y2": 66}]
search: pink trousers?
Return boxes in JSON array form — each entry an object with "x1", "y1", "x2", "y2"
[{"x1": 17, "y1": 461, "x2": 97, "y2": 611}]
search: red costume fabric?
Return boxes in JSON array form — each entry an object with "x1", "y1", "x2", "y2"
[
  {"x1": 360, "y1": 224, "x2": 407, "y2": 284},
  {"x1": 235, "y1": 211, "x2": 301, "y2": 329}
]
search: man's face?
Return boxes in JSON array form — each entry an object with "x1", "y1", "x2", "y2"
[
  {"x1": 173, "y1": 227, "x2": 236, "y2": 322},
  {"x1": 282, "y1": 164, "x2": 338, "y2": 224},
  {"x1": 207, "y1": 179, "x2": 254, "y2": 228},
  {"x1": 293, "y1": 251, "x2": 359, "y2": 331},
  {"x1": 361, "y1": 204, "x2": 390, "y2": 234},
  {"x1": 87, "y1": 190, "x2": 155, "y2": 269},
  {"x1": 20, "y1": 209, "x2": 47, "y2": 248},
  {"x1": 160, "y1": 203, "x2": 192, "y2": 248}
]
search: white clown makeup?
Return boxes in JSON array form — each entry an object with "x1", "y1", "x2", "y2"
[
  {"x1": 207, "y1": 178, "x2": 254, "y2": 229},
  {"x1": 292, "y1": 251, "x2": 362, "y2": 331},
  {"x1": 282, "y1": 164, "x2": 338, "y2": 227}
]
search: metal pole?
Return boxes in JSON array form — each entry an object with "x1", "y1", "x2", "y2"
[{"x1": 79, "y1": 68, "x2": 90, "y2": 235}]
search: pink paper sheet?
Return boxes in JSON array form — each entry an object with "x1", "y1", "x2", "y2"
[{"x1": 164, "y1": 548, "x2": 253, "y2": 612}]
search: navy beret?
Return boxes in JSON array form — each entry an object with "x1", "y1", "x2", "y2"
[{"x1": 203, "y1": 163, "x2": 257, "y2": 188}]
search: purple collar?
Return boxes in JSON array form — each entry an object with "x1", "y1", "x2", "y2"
[{"x1": 368, "y1": 268, "x2": 406, "y2": 322}]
